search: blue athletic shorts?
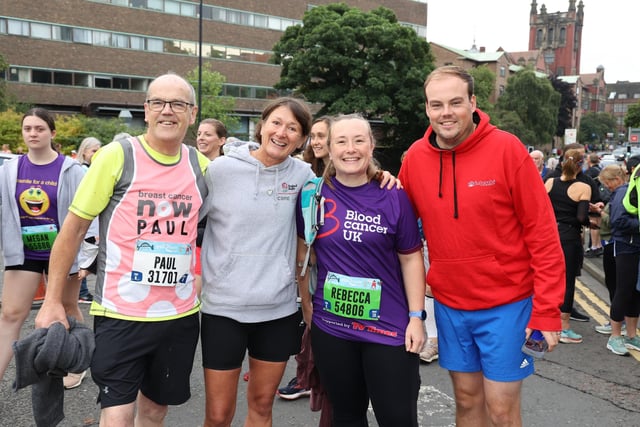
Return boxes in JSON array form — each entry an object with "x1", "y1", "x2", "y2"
[{"x1": 435, "y1": 297, "x2": 534, "y2": 382}]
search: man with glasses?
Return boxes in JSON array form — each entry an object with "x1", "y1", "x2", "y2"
[{"x1": 36, "y1": 73, "x2": 210, "y2": 426}]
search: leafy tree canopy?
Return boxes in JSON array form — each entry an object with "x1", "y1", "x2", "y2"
[
  {"x1": 495, "y1": 69, "x2": 560, "y2": 147},
  {"x1": 625, "y1": 101, "x2": 640, "y2": 129},
  {"x1": 468, "y1": 65, "x2": 495, "y2": 115},
  {"x1": 186, "y1": 63, "x2": 239, "y2": 140},
  {"x1": 578, "y1": 111, "x2": 616, "y2": 144},
  {"x1": 549, "y1": 76, "x2": 577, "y2": 138},
  {"x1": 272, "y1": 2, "x2": 434, "y2": 151},
  {"x1": 0, "y1": 109, "x2": 141, "y2": 154}
]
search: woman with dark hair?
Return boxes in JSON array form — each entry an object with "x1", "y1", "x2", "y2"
[
  {"x1": 544, "y1": 147, "x2": 593, "y2": 344},
  {"x1": 0, "y1": 108, "x2": 85, "y2": 382},
  {"x1": 199, "y1": 97, "x2": 316, "y2": 426},
  {"x1": 197, "y1": 118, "x2": 227, "y2": 161}
]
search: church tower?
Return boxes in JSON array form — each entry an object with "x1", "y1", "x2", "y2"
[{"x1": 529, "y1": 0, "x2": 584, "y2": 76}]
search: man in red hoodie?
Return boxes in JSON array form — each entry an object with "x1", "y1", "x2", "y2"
[{"x1": 399, "y1": 66, "x2": 564, "y2": 426}]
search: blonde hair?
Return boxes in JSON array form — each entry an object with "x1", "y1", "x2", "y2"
[
  {"x1": 598, "y1": 164, "x2": 626, "y2": 183},
  {"x1": 76, "y1": 137, "x2": 102, "y2": 165}
]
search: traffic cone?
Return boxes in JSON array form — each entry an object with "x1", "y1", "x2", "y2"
[{"x1": 32, "y1": 274, "x2": 46, "y2": 308}]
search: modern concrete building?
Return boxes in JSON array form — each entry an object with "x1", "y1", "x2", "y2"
[{"x1": 0, "y1": 0, "x2": 427, "y2": 136}]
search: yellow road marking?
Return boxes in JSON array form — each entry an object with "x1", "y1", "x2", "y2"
[{"x1": 576, "y1": 279, "x2": 640, "y2": 361}]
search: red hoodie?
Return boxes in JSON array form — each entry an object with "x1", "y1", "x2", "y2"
[{"x1": 399, "y1": 109, "x2": 564, "y2": 331}]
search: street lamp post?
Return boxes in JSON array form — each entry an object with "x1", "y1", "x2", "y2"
[{"x1": 197, "y1": 0, "x2": 203, "y2": 124}]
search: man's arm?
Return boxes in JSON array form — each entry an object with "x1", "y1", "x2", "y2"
[{"x1": 35, "y1": 212, "x2": 92, "y2": 329}]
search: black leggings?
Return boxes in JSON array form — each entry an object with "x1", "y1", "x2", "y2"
[
  {"x1": 610, "y1": 252, "x2": 640, "y2": 321},
  {"x1": 311, "y1": 325, "x2": 420, "y2": 427},
  {"x1": 561, "y1": 239, "x2": 583, "y2": 313},
  {"x1": 602, "y1": 243, "x2": 616, "y2": 303}
]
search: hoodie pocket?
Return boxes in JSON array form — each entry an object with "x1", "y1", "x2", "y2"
[
  {"x1": 427, "y1": 254, "x2": 515, "y2": 306},
  {"x1": 211, "y1": 253, "x2": 294, "y2": 307}
]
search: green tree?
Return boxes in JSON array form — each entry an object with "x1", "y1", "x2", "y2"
[
  {"x1": 0, "y1": 109, "x2": 23, "y2": 151},
  {"x1": 578, "y1": 112, "x2": 616, "y2": 144},
  {"x1": 468, "y1": 65, "x2": 495, "y2": 114},
  {"x1": 494, "y1": 69, "x2": 560, "y2": 147},
  {"x1": 186, "y1": 63, "x2": 238, "y2": 139},
  {"x1": 625, "y1": 101, "x2": 640, "y2": 129},
  {"x1": 272, "y1": 2, "x2": 433, "y2": 154},
  {"x1": 549, "y1": 75, "x2": 577, "y2": 138}
]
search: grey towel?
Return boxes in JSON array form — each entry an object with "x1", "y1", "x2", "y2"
[{"x1": 12, "y1": 316, "x2": 95, "y2": 427}]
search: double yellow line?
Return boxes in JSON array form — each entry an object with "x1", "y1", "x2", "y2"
[{"x1": 575, "y1": 279, "x2": 640, "y2": 361}]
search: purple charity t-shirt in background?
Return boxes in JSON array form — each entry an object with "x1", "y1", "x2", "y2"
[{"x1": 15, "y1": 154, "x2": 64, "y2": 260}]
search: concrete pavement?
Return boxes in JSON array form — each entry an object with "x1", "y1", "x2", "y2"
[{"x1": 3, "y1": 253, "x2": 640, "y2": 426}]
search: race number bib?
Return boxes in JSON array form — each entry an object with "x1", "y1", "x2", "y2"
[
  {"x1": 322, "y1": 271, "x2": 382, "y2": 320},
  {"x1": 21, "y1": 224, "x2": 58, "y2": 252},
  {"x1": 131, "y1": 240, "x2": 192, "y2": 287}
]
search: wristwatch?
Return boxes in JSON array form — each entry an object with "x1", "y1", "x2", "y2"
[{"x1": 408, "y1": 310, "x2": 427, "y2": 320}]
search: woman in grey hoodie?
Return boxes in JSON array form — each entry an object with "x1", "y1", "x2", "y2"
[
  {"x1": 0, "y1": 108, "x2": 85, "y2": 382},
  {"x1": 199, "y1": 97, "x2": 315, "y2": 426}
]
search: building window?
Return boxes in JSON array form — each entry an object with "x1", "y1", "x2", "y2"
[
  {"x1": 94, "y1": 76, "x2": 112, "y2": 88},
  {"x1": 93, "y1": 31, "x2": 111, "y2": 46},
  {"x1": 30, "y1": 23, "x2": 51, "y2": 39},
  {"x1": 619, "y1": 93, "x2": 627, "y2": 99},
  {"x1": 559, "y1": 27, "x2": 566, "y2": 44},
  {"x1": 54, "y1": 71, "x2": 73, "y2": 85},
  {"x1": 8, "y1": 19, "x2": 29, "y2": 36},
  {"x1": 32, "y1": 69, "x2": 52, "y2": 84},
  {"x1": 52, "y1": 25, "x2": 73, "y2": 41},
  {"x1": 634, "y1": 93, "x2": 640, "y2": 99},
  {"x1": 73, "y1": 28, "x2": 92, "y2": 44},
  {"x1": 500, "y1": 66, "x2": 506, "y2": 77},
  {"x1": 113, "y1": 77, "x2": 130, "y2": 89},
  {"x1": 536, "y1": 29, "x2": 543, "y2": 48},
  {"x1": 548, "y1": 28, "x2": 554, "y2": 45}
]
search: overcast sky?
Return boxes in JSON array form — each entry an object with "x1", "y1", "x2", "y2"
[{"x1": 425, "y1": 0, "x2": 639, "y2": 83}]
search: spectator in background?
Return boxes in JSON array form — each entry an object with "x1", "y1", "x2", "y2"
[
  {"x1": 1, "y1": 143, "x2": 11, "y2": 153},
  {"x1": 73, "y1": 137, "x2": 102, "y2": 307},
  {"x1": 585, "y1": 153, "x2": 604, "y2": 258},
  {"x1": 0, "y1": 108, "x2": 85, "y2": 382},
  {"x1": 594, "y1": 165, "x2": 627, "y2": 335},
  {"x1": 545, "y1": 147, "x2": 592, "y2": 344},
  {"x1": 546, "y1": 142, "x2": 600, "y2": 322},
  {"x1": 197, "y1": 118, "x2": 227, "y2": 161},
  {"x1": 530, "y1": 150, "x2": 549, "y2": 180},
  {"x1": 194, "y1": 119, "x2": 228, "y2": 297}
]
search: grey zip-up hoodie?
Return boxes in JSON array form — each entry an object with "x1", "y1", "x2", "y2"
[
  {"x1": 200, "y1": 142, "x2": 314, "y2": 322},
  {"x1": 0, "y1": 155, "x2": 84, "y2": 271}
]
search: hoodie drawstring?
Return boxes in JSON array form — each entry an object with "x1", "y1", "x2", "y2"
[
  {"x1": 437, "y1": 151, "x2": 459, "y2": 219},
  {"x1": 452, "y1": 151, "x2": 458, "y2": 219}
]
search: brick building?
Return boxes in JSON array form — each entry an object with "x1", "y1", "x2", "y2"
[
  {"x1": 606, "y1": 81, "x2": 640, "y2": 137},
  {"x1": 0, "y1": 0, "x2": 427, "y2": 135}
]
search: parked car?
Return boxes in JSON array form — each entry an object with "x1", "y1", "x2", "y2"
[{"x1": 0, "y1": 152, "x2": 18, "y2": 165}]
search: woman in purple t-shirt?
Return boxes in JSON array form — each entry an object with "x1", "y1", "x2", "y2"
[
  {"x1": 296, "y1": 114, "x2": 426, "y2": 427},
  {"x1": 0, "y1": 108, "x2": 85, "y2": 383}
]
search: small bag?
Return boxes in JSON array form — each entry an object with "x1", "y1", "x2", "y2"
[{"x1": 299, "y1": 177, "x2": 325, "y2": 293}]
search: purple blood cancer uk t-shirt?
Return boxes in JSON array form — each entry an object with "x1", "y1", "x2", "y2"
[
  {"x1": 296, "y1": 177, "x2": 421, "y2": 346},
  {"x1": 15, "y1": 154, "x2": 64, "y2": 260}
]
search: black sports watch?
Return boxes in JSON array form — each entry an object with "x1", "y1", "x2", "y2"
[{"x1": 408, "y1": 310, "x2": 427, "y2": 320}]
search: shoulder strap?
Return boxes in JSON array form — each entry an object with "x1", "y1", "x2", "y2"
[
  {"x1": 623, "y1": 164, "x2": 640, "y2": 215},
  {"x1": 300, "y1": 177, "x2": 324, "y2": 277}
]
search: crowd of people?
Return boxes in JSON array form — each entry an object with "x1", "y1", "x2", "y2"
[{"x1": 0, "y1": 66, "x2": 637, "y2": 426}]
